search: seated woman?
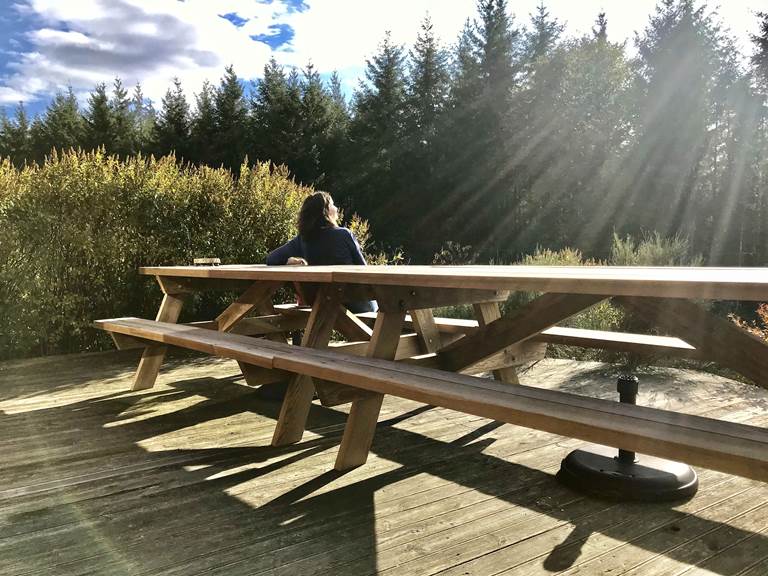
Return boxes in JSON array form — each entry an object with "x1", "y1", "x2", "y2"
[{"x1": 266, "y1": 191, "x2": 377, "y2": 314}]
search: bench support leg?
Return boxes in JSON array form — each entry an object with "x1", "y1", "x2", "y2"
[
  {"x1": 132, "y1": 292, "x2": 186, "y2": 391},
  {"x1": 272, "y1": 285, "x2": 343, "y2": 446},
  {"x1": 334, "y1": 308, "x2": 405, "y2": 470},
  {"x1": 218, "y1": 282, "x2": 286, "y2": 386},
  {"x1": 411, "y1": 309, "x2": 441, "y2": 354},
  {"x1": 334, "y1": 307, "x2": 374, "y2": 342},
  {"x1": 473, "y1": 302, "x2": 520, "y2": 384}
]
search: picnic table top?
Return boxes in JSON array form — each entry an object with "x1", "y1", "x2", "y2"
[{"x1": 139, "y1": 264, "x2": 768, "y2": 301}]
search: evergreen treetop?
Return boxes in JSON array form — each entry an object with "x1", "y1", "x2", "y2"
[
  {"x1": 154, "y1": 78, "x2": 190, "y2": 159},
  {"x1": 30, "y1": 88, "x2": 83, "y2": 159},
  {"x1": 524, "y1": 2, "x2": 564, "y2": 62},
  {"x1": 84, "y1": 82, "x2": 113, "y2": 152},
  {"x1": 752, "y1": 12, "x2": 768, "y2": 90}
]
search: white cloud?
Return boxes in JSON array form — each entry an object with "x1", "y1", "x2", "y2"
[
  {"x1": 0, "y1": 86, "x2": 31, "y2": 104},
  {"x1": 0, "y1": 0, "x2": 763, "y2": 108},
  {"x1": 32, "y1": 29, "x2": 94, "y2": 47},
  {"x1": 1, "y1": 0, "x2": 480, "y2": 106},
  {"x1": 1, "y1": 0, "x2": 279, "y2": 105}
]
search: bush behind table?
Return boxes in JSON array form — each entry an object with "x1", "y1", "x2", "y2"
[{"x1": 0, "y1": 149, "x2": 309, "y2": 358}]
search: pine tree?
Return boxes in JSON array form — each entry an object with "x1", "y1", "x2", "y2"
[
  {"x1": 450, "y1": 19, "x2": 483, "y2": 107},
  {"x1": 0, "y1": 104, "x2": 31, "y2": 166},
  {"x1": 353, "y1": 31, "x2": 407, "y2": 145},
  {"x1": 213, "y1": 65, "x2": 248, "y2": 170},
  {"x1": 250, "y1": 58, "x2": 284, "y2": 158},
  {"x1": 131, "y1": 83, "x2": 155, "y2": 154},
  {"x1": 433, "y1": 1, "x2": 521, "y2": 253},
  {"x1": 296, "y1": 62, "x2": 336, "y2": 184},
  {"x1": 29, "y1": 88, "x2": 84, "y2": 160},
  {"x1": 593, "y1": 11, "x2": 608, "y2": 43},
  {"x1": 524, "y1": 2, "x2": 564, "y2": 62},
  {"x1": 406, "y1": 15, "x2": 449, "y2": 150},
  {"x1": 84, "y1": 83, "x2": 114, "y2": 152},
  {"x1": 153, "y1": 78, "x2": 190, "y2": 160},
  {"x1": 477, "y1": 0, "x2": 518, "y2": 114},
  {"x1": 708, "y1": 76, "x2": 764, "y2": 265},
  {"x1": 398, "y1": 14, "x2": 450, "y2": 249},
  {"x1": 753, "y1": 12, "x2": 768, "y2": 91},
  {"x1": 506, "y1": 2, "x2": 568, "y2": 253},
  {"x1": 110, "y1": 78, "x2": 136, "y2": 156},
  {"x1": 346, "y1": 31, "x2": 407, "y2": 226},
  {"x1": 323, "y1": 71, "x2": 350, "y2": 190},
  {"x1": 249, "y1": 58, "x2": 301, "y2": 169},
  {"x1": 329, "y1": 71, "x2": 348, "y2": 117},
  {"x1": 735, "y1": 10, "x2": 768, "y2": 265},
  {"x1": 513, "y1": 18, "x2": 634, "y2": 254},
  {"x1": 190, "y1": 80, "x2": 217, "y2": 165},
  {"x1": 627, "y1": 0, "x2": 738, "y2": 244}
]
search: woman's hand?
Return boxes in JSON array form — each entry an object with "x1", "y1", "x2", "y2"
[{"x1": 286, "y1": 257, "x2": 308, "y2": 266}]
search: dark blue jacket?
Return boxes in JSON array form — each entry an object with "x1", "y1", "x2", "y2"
[
  {"x1": 266, "y1": 227, "x2": 376, "y2": 313},
  {"x1": 266, "y1": 227, "x2": 366, "y2": 266}
]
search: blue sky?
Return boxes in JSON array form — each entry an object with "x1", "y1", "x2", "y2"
[{"x1": 0, "y1": 0, "x2": 764, "y2": 117}]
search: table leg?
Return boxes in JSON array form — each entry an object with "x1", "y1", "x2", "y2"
[
  {"x1": 334, "y1": 308, "x2": 405, "y2": 470},
  {"x1": 132, "y1": 292, "x2": 186, "y2": 391},
  {"x1": 473, "y1": 302, "x2": 520, "y2": 384},
  {"x1": 272, "y1": 285, "x2": 343, "y2": 446}
]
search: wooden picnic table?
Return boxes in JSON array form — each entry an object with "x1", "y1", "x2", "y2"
[{"x1": 97, "y1": 264, "x2": 768, "y2": 478}]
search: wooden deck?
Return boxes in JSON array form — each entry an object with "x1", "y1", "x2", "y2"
[{"x1": 1, "y1": 351, "x2": 767, "y2": 575}]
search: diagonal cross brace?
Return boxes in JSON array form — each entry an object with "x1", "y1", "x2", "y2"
[
  {"x1": 215, "y1": 281, "x2": 283, "y2": 332},
  {"x1": 438, "y1": 293, "x2": 607, "y2": 372},
  {"x1": 614, "y1": 296, "x2": 768, "y2": 390}
]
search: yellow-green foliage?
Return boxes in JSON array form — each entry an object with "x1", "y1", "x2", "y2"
[
  {"x1": 0, "y1": 150, "x2": 311, "y2": 358},
  {"x1": 345, "y1": 212, "x2": 402, "y2": 265},
  {"x1": 610, "y1": 231, "x2": 704, "y2": 266},
  {"x1": 432, "y1": 241, "x2": 478, "y2": 265},
  {"x1": 519, "y1": 246, "x2": 592, "y2": 266},
  {"x1": 507, "y1": 247, "x2": 623, "y2": 345}
]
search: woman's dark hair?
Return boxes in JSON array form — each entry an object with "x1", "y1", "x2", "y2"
[{"x1": 298, "y1": 191, "x2": 337, "y2": 239}]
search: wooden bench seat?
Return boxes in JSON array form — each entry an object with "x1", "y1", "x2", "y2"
[
  {"x1": 94, "y1": 317, "x2": 278, "y2": 367},
  {"x1": 94, "y1": 317, "x2": 768, "y2": 481},
  {"x1": 355, "y1": 312, "x2": 700, "y2": 359},
  {"x1": 534, "y1": 327, "x2": 699, "y2": 357}
]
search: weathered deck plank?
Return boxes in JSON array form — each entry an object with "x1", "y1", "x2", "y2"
[{"x1": 1, "y1": 351, "x2": 766, "y2": 575}]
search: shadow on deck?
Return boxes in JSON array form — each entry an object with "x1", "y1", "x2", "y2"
[{"x1": 1, "y1": 351, "x2": 766, "y2": 575}]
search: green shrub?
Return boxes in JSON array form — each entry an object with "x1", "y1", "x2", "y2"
[
  {"x1": 610, "y1": 231, "x2": 703, "y2": 266},
  {"x1": 519, "y1": 246, "x2": 589, "y2": 267},
  {"x1": 432, "y1": 241, "x2": 478, "y2": 265},
  {"x1": 0, "y1": 150, "x2": 312, "y2": 358},
  {"x1": 607, "y1": 231, "x2": 705, "y2": 366},
  {"x1": 346, "y1": 213, "x2": 403, "y2": 265}
]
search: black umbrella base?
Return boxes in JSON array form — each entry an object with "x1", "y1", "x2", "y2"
[{"x1": 557, "y1": 444, "x2": 698, "y2": 502}]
